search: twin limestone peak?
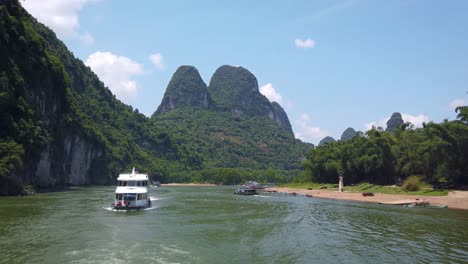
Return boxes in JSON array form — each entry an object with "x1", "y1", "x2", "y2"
[{"x1": 154, "y1": 65, "x2": 292, "y2": 134}]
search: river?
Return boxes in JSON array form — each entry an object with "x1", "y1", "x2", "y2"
[{"x1": 0, "y1": 186, "x2": 467, "y2": 263}]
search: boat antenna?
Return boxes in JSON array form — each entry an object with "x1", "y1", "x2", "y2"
[{"x1": 132, "y1": 167, "x2": 135, "y2": 176}]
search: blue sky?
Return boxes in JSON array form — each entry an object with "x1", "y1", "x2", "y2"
[{"x1": 22, "y1": 0, "x2": 468, "y2": 145}]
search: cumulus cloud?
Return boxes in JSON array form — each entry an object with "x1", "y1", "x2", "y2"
[
  {"x1": 294, "y1": 113, "x2": 328, "y2": 143},
  {"x1": 85, "y1": 51, "x2": 144, "y2": 102},
  {"x1": 364, "y1": 113, "x2": 429, "y2": 130},
  {"x1": 21, "y1": 0, "x2": 94, "y2": 44},
  {"x1": 260, "y1": 83, "x2": 283, "y2": 104},
  {"x1": 149, "y1": 53, "x2": 165, "y2": 70},
  {"x1": 449, "y1": 98, "x2": 466, "y2": 110},
  {"x1": 295, "y1": 38, "x2": 315, "y2": 48},
  {"x1": 364, "y1": 118, "x2": 388, "y2": 131},
  {"x1": 401, "y1": 113, "x2": 429, "y2": 128}
]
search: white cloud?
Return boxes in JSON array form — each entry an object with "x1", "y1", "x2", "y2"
[
  {"x1": 401, "y1": 113, "x2": 429, "y2": 128},
  {"x1": 294, "y1": 113, "x2": 328, "y2": 143},
  {"x1": 149, "y1": 53, "x2": 165, "y2": 70},
  {"x1": 364, "y1": 113, "x2": 429, "y2": 130},
  {"x1": 260, "y1": 83, "x2": 283, "y2": 104},
  {"x1": 21, "y1": 0, "x2": 94, "y2": 44},
  {"x1": 449, "y1": 98, "x2": 465, "y2": 110},
  {"x1": 364, "y1": 118, "x2": 388, "y2": 131},
  {"x1": 295, "y1": 38, "x2": 315, "y2": 48},
  {"x1": 85, "y1": 51, "x2": 144, "y2": 102}
]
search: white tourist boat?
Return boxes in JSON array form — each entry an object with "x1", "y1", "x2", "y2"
[{"x1": 111, "y1": 167, "x2": 151, "y2": 210}]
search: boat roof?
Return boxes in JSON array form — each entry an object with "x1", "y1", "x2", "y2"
[
  {"x1": 117, "y1": 167, "x2": 148, "y2": 181},
  {"x1": 115, "y1": 186, "x2": 148, "y2": 194}
]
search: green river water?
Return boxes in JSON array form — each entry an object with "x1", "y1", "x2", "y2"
[{"x1": 0, "y1": 186, "x2": 467, "y2": 264}]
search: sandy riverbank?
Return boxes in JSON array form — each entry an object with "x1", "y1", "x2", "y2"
[
  {"x1": 161, "y1": 183, "x2": 219, "y2": 187},
  {"x1": 264, "y1": 187, "x2": 468, "y2": 210}
]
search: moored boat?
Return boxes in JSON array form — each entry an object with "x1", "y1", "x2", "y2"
[
  {"x1": 234, "y1": 186, "x2": 258, "y2": 195},
  {"x1": 111, "y1": 167, "x2": 151, "y2": 210}
]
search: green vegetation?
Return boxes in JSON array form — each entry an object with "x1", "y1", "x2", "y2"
[
  {"x1": 0, "y1": 1, "x2": 182, "y2": 190},
  {"x1": 150, "y1": 108, "x2": 311, "y2": 183},
  {"x1": 1, "y1": 1, "x2": 466, "y2": 195},
  {"x1": 302, "y1": 111, "x2": 468, "y2": 188},
  {"x1": 282, "y1": 182, "x2": 449, "y2": 196},
  {"x1": 0, "y1": 1, "x2": 311, "y2": 193},
  {"x1": 344, "y1": 183, "x2": 448, "y2": 196},
  {"x1": 402, "y1": 175, "x2": 422, "y2": 192}
]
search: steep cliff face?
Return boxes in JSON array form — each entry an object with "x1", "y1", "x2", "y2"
[
  {"x1": 153, "y1": 66, "x2": 209, "y2": 116},
  {"x1": 271, "y1": 102, "x2": 293, "y2": 133},
  {"x1": 0, "y1": 2, "x2": 110, "y2": 192},
  {"x1": 0, "y1": 1, "x2": 165, "y2": 194},
  {"x1": 386, "y1": 112, "x2": 404, "y2": 132}
]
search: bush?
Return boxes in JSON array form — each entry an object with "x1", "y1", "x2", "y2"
[{"x1": 402, "y1": 176, "x2": 421, "y2": 192}]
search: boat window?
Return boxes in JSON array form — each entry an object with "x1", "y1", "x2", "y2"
[
  {"x1": 119, "y1": 181, "x2": 127, "y2": 186},
  {"x1": 127, "y1": 181, "x2": 136, "y2": 186},
  {"x1": 143, "y1": 181, "x2": 147, "y2": 186},
  {"x1": 116, "y1": 194, "x2": 123, "y2": 200},
  {"x1": 137, "y1": 181, "x2": 142, "y2": 186},
  {"x1": 123, "y1": 193, "x2": 137, "y2": 201}
]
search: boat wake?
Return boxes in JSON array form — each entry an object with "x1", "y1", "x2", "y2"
[{"x1": 103, "y1": 205, "x2": 159, "y2": 212}]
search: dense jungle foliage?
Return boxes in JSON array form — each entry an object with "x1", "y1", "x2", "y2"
[{"x1": 302, "y1": 108, "x2": 468, "y2": 186}]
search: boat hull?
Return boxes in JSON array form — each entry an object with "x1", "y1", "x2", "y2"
[{"x1": 234, "y1": 189, "x2": 258, "y2": 195}]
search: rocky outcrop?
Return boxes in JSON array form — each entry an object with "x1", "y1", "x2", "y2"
[
  {"x1": 271, "y1": 102, "x2": 293, "y2": 133},
  {"x1": 319, "y1": 136, "x2": 336, "y2": 146},
  {"x1": 153, "y1": 66, "x2": 209, "y2": 116},
  {"x1": 341, "y1": 127, "x2": 357, "y2": 141},
  {"x1": 207, "y1": 65, "x2": 293, "y2": 133},
  {"x1": 386, "y1": 112, "x2": 404, "y2": 132},
  {"x1": 208, "y1": 65, "x2": 272, "y2": 115}
]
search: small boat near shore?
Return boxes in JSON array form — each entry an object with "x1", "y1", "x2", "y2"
[
  {"x1": 111, "y1": 167, "x2": 151, "y2": 210},
  {"x1": 234, "y1": 186, "x2": 258, "y2": 195},
  {"x1": 379, "y1": 198, "x2": 447, "y2": 208}
]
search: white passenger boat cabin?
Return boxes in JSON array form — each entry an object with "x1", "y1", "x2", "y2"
[{"x1": 112, "y1": 168, "x2": 150, "y2": 209}]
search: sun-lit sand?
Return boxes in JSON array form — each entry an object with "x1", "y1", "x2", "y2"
[{"x1": 264, "y1": 187, "x2": 468, "y2": 210}]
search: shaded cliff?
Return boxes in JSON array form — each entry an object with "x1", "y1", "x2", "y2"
[{"x1": 0, "y1": 1, "x2": 178, "y2": 194}]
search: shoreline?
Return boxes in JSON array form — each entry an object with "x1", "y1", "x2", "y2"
[
  {"x1": 161, "y1": 183, "x2": 219, "y2": 187},
  {"x1": 264, "y1": 187, "x2": 468, "y2": 210}
]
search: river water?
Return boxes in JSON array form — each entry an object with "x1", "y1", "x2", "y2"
[{"x1": 0, "y1": 186, "x2": 467, "y2": 263}]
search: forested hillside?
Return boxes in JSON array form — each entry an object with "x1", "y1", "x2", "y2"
[
  {"x1": 0, "y1": 1, "x2": 311, "y2": 194},
  {"x1": 0, "y1": 1, "x2": 183, "y2": 194}
]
